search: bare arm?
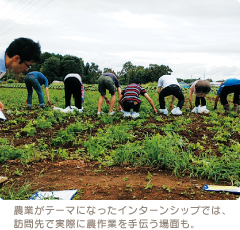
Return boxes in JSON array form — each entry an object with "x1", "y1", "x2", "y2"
[
  {"x1": 189, "y1": 87, "x2": 194, "y2": 109},
  {"x1": 45, "y1": 87, "x2": 51, "y2": 105},
  {"x1": 144, "y1": 93, "x2": 157, "y2": 113},
  {"x1": 157, "y1": 86, "x2": 161, "y2": 95},
  {"x1": 0, "y1": 101, "x2": 4, "y2": 111},
  {"x1": 117, "y1": 87, "x2": 122, "y2": 110}
]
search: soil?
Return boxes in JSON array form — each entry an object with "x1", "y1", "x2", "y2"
[
  {"x1": 0, "y1": 159, "x2": 239, "y2": 200},
  {"x1": 0, "y1": 108, "x2": 240, "y2": 200}
]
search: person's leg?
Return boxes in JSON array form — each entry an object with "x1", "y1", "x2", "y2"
[
  {"x1": 172, "y1": 86, "x2": 184, "y2": 109},
  {"x1": 200, "y1": 97, "x2": 206, "y2": 106},
  {"x1": 98, "y1": 96, "x2": 105, "y2": 113},
  {"x1": 122, "y1": 101, "x2": 131, "y2": 112},
  {"x1": 159, "y1": 88, "x2": 169, "y2": 109},
  {"x1": 30, "y1": 76, "x2": 45, "y2": 106},
  {"x1": 25, "y1": 75, "x2": 33, "y2": 107},
  {"x1": 195, "y1": 97, "x2": 201, "y2": 107},
  {"x1": 220, "y1": 86, "x2": 232, "y2": 111},
  {"x1": 131, "y1": 102, "x2": 141, "y2": 118},
  {"x1": 109, "y1": 94, "x2": 116, "y2": 113},
  {"x1": 64, "y1": 78, "x2": 72, "y2": 108},
  {"x1": 122, "y1": 101, "x2": 133, "y2": 117},
  {"x1": 233, "y1": 85, "x2": 240, "y2": 104},
  {"x1": 233, "y1": 85, "x2": 240, "y2": 112},
  {"x1": 72, "y1": 78, "x2": 82, "y2": 109},
  {"x1": 105, "y1": 77, "x2": 117, "y2": 113},
  {"x1": 98, "y1": 76, "x2": 106, "y2": 113},
  {"x1": 159, "y1": 87, "x2": 172, "y2": 115},
  {"x1": 133, "y1": 102, "x2": 140, "y2": 112}
]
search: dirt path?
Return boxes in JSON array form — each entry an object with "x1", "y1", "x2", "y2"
[{"x1": 1, "y1": 159, "x2": 238, "y2": 200}]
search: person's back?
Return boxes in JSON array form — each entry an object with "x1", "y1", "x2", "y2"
[
  {"x1": 158, "y1": 75, "x2": 180, "y2": 89},
  {"x1": 158, "y1": 74, "x2": 184, "y2": 115},
  {"x1": 215, "y1": 78, "x2": 240, "y2": 113},
  {"x1": 122, "y1": 83, "x2": 146, "y2": 103}
]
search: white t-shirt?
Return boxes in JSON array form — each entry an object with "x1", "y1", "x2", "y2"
[
  {"x1": 64, "y1": 73, "x2": 82, "y2": 84},
  {"x1": 158, "y1": 75, "x2": 180, "y2": 89}
]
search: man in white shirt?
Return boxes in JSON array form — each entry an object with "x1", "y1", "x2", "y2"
[
  {"x1": 157, "y1": 75, "x2": 184, "y2": 115},
  {"x1": 0, "y1": 37, "x2": 41, "y2": 111}
]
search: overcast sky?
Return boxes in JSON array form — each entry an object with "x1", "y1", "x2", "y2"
[{"x1": 1, "y1": 0, "x2": 240, "y2": 81}]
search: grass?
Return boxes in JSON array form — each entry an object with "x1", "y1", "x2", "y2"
[
  {"x1": 0, "y1": 180, "x2": 33, "y2": 200},
  {"x1": 1, "y1": 85, "x2": 240, "y2": 197}
]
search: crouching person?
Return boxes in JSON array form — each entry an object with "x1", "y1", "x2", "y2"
[
  {"x1": 97, "y1": 72, "x2": 121, "y2": 115},
  {"x1": 119, "y1": 78, "x2": 157, "y2": 118},
  {"x1": 189, "y1": 80, "x2": 211, "y2": 113},
  {"x1": 25, "y1": 71, "x2": 51, "y2": 109},
  {"x1": 214, "y1": 78, "x2": 240, "y2": 113},
  {"x1": 64, "y1": 73, "x2": 84, "y2": 111},
  {"x1": 157, "y1": 75, "x2": 184, "y2": 115}
]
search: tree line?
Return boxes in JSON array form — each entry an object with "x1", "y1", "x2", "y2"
[{"x1": 2, "y1": 52, "x2": 174, "y2": 85}]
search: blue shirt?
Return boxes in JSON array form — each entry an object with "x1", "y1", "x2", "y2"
[
  {"x1": 0, "y1": 51, "x2": 6, "y2": 79},
  {"x1": 27, "y1": 71, "x2": 49, "y2": 87},
  {"x1": 217, "y1": 78, "x2": 240, "y2": 95}
]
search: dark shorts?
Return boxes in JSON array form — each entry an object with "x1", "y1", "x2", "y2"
[
  {"x1": 159, "y1": 84, "x2": 184, "y2": 109},
  {"x1": 122, "y1": 100, "x2": 141, "y2": 112},
  {"x1": 98, "y1": 75, "x2": 116, "y2": 96},
  {"x1": 220, "y1": 85, "x2": 240, "y2": 105}
]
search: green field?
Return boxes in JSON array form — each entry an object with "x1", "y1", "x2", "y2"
[{"x1": 0, "y1": 84, "x2": 240, "y2": 200}]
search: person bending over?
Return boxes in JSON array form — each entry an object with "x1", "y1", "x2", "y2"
[
  {"x1": 189, "y1": 80, "x2": 211, "y2": 114},
  {"x1": 214, "y1": 78, "x2": 240, "y2": 113},
  {"x1": 119, "y1": 78, "x2": 157, "y2": 118},
  {"x1": 64, "y1": 73, "x2": 84, "y2": 111},
  {"x1": 157, "y1": 74, "x2": 184, "y2": 115},
  {"x1": 25, "y1": 71, "x2": 51, "y2": 109},
  {"x1": 97, "y1": 72, "x2": 121, "y2": 115}
]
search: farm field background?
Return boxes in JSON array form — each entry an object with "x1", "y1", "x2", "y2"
[{"x1": 0, "y1": 83, "x2": 240, "y2": 200}]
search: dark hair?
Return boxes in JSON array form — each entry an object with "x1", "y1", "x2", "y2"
[
  {"x1": 6, "y1": 37, "x2": 41, "y2": 63},
  {"x1": 132, "y1": 78, "x2": 141, "y2": 84}
]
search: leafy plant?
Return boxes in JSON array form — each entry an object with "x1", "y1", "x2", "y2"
[{"x1": 21, "y1": 120, "x2": 36, "y2": 137}]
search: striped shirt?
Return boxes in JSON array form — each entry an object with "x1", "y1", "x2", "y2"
[{"x1": 121, "y1": 83, "x2": 146, "y2": 103}]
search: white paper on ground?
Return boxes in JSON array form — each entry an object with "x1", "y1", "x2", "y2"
[
  {"x1": 53, "y1": 106, "x2": 83, "y2": 113},
  {"x1": 29, "y1": 189, "x2": 78, "y2": 200},
  {"x1": 0, "y1": 110, "x2": 6, "y2": 120},
  {"x1": 203, "y1": 184, "x2": 240, "y2": 193}
]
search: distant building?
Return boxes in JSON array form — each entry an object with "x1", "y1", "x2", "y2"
[
  {"x1": 210, "y1": 82, "x2": 223, "y2": 87},
  {"x1": 179, "y1": 81, "x2": 190, "y2": 88},
  {"x1": 52, "y1": 81, "x2": 63, "y2": 84}
]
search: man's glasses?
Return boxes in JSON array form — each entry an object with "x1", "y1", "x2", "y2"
[{"x1": 23, "y1": 61, "x2": 32, "y2": 69}]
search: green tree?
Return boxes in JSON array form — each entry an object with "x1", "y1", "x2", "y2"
[
  {"x1": 84, "y1": 62, "x2": 102, "y2": 84},
  {"x1": 148, "y1": 64, "x2": 172, "y2": 82},
  {"x1": 103, "y1": 68, "x2": 117, "y2": 75},
  {"x1": 118, "y1": 62, "x2": 172, "y2": 84},
  {"x1": 60, "y1": 55, "x2": 84, "y2": 80},
  {"x1": 42, "y1": 56, "x2": 61, "y2": 83},
  {"x1": 1, "y1": 70, "x2": 25, "y2": 83},
  {"x1": 118, "y1": 61, "x2": 136, "y2": 84}
]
